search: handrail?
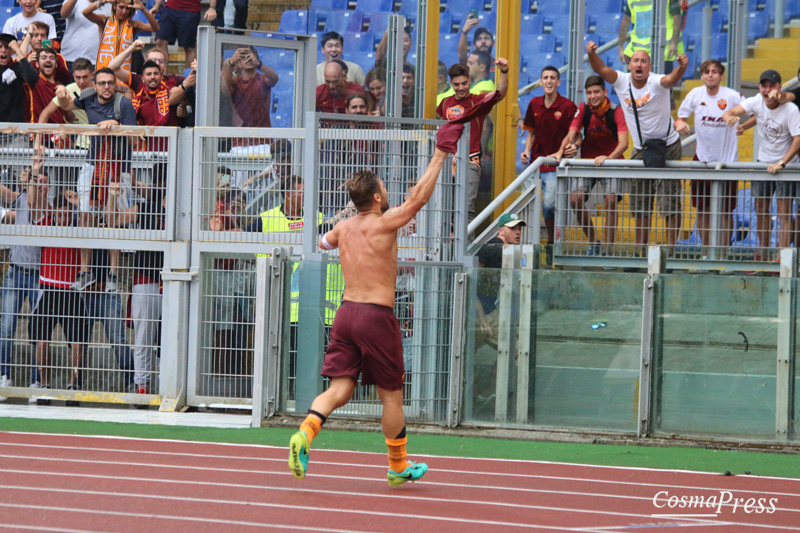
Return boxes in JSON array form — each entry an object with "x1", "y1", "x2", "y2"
[
  {"x1": 519, "y1": 0, "x2": 705, "y2": 97},
  {"x1": 468, "y1": 156, "x2": 556, "y2": 235}
]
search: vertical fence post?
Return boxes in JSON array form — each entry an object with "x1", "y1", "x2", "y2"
[
  {"x1": 708, "y1": 180, "x2": 722, "y2": 260},
  {"x1": 776, "y1": 248, "x2": 796, "y2": 440},
  {"x1": 515, "y1": 245, "x2": 535, "y2": 424},
  {"x1": 638, "y1": 246, "x2": 663, "y2": 436},
  {"x1": 447, "y1": 272, "x2": 468, "y2": 427},
  {"x1": 158, "y1": 127, "x2": 195, "y2": 411},
  {"x1": 251, "y1": 256, "x2": 270, "y2": 427}
]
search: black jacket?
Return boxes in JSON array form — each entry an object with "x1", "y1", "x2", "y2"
[{"x1": 0, "y1": 59, "x2": 39, "y2": 123}]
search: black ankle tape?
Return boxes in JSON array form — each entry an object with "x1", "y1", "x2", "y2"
[
  {"x1": 308, "y1": 409, "x2": 327, "y2": 425},
  {"x1": 395, "y1": 426, "x2": 406, "y2": 439}
]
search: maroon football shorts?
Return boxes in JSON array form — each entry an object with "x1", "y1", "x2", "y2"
[{"x1": 322, "y1": 301, "x2": 404, "y2": 391}]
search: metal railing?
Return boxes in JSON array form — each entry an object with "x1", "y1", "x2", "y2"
[{"x1": 554, "y1": 158, "x2": 800, "y2": 271}]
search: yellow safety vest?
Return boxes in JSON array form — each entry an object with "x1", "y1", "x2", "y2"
[
  {"x1": 256, "y1": 206, "x2": 342, "y2": 324},
  {"x1": 625, "y1": 0, "x2": 684, "y2": 62},
  {"x1": 436, "y1": 78, "x2": 496, "y2": 106}
]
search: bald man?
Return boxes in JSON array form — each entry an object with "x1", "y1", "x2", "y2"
[
  {"x1": 587, "y1": 42, "x2": 688, "y2": 255},
  {"x1": 316, "y1": 59, "x2": 364, "y2": 114}
]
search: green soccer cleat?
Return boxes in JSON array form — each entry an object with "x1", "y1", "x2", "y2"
[
  {"x1": 387, "y1": 461, "x2": 428, "y2": 487},
  {"x1": 289, "y1": 431, "x2": 310, "y2": 479}
]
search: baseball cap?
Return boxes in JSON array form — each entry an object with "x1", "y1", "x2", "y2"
[
  {"x1": 0, "y1": 33, "x2": 16, "y2": 45},
  {"x1": 759, "y1": 69, "x2": 781, "y2": 85},
  {"x1": 497, "y1": 213, "x2": 526, "y2": 228}
]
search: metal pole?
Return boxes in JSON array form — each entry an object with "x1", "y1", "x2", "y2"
[
  {"x1": 566, "y1": 0, "x2": 586, "y2": 104},
  {"x1": 251, "y1": 256, "x2": 270, "y2": 427},
  {"x1": 775, "y1": 0, "x2": 785, "y2": 38},
  {"x1": 385, "y1": 15, "x2": 406, "y2": 119},
  {"x1": 447, "y1": 272, "x2": 468, "y2": 427},
  {"x1": 776, "y1": 248, "x2": 796, "y2": 440},
  {"x1": 700, "y1": 0, "x2": 711, "y2": 62}
]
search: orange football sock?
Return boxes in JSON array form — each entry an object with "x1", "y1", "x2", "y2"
[
  {"x1": 299, "y1": 414, "x2": 322, "y2": 445},
  {"x1": 386, "y1": 436, "x2": 410, "y2": 473}
]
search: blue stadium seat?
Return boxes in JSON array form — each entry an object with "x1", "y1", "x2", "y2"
[
  {"x1": 396, "y1": 0, "x2": 418, "y2": 18},
  {"x1": 764, "y1": 0, "x2": 800, "y2": 21},
  {"x1": 710, "y1": 33, "x2": 728, "y2": 61},
  {"x1": 592, "y1": 0, "x2": 624, "y2": 14},
  {"x1": 545, "y1": 16, "x2": 569, "y2": 37},
  {"x1": 439, "y1": 33, "x2": 461, "y2": 64},
  {"x1": 279, "y1": 10, "x2": 310, "y2": 34},
  {"x1": 477, "y1": 10, "x2": 496, "y2": 31},
  {"x1": 440, "y1": 11, "x2": 455, "y2": 33},
  {"x1": 348, "y1": 50, "x2": 377, "y2": 73},
  {"x1": 311, "y1": 0, "x2": 348, "y2": 8},
  {"x1": 309, "y1": 6, "x2": 332, "y2": 32},
  {"x1": 356, "y1": 0, "x2": 393, "y2": 12},
  {"x1": 589, "y1": 32, "x2": 619, "y2": 47},
  {"x1": 593, "y1": 13, "x2": 626, "y2": 34},
  {"x1": 520, "y1": 14, "x2": 544, "y2": 36},
  {"x1": 272, "y1": 50, "x2": 296, "y2": 70},
  {"x1": 444, "y1": 0, "x2": 485, "y2": 19},
  {"x1": 365, "y1": 11, "x2": 390, "y2": 35},
  {"x1": 344, "y1": 31, "x2": 375, "y2": 51},
  {"x1": 523, "y1": 34, "x2": 557, "y2": 54},
  {"x1": 533, "y1": 0, "x2": 570, "y2": 14},
  {"x1": 748, "y1": 11, "x2": 769, "y2": 42},
  {"x1": 325, "y1": 9, "x2": 364, "y2": 34}
]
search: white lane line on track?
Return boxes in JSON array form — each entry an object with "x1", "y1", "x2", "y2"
[
  {"x1": 3, "y1": 473, "x2": 799, "y2": 530},
  {"x1": 0, "y1": 503, "x2": 381, "y2": 533},
  {"x1": 5, "y1": 430, "x2": 799, "y2": 483},
  {"x1": 0, "y1": 526, "x2": 99, "y2": 533},
  {"x1": 0, "y1": 495, "x2": 547, "y2": 531},
  {"x1": 2, "y1": 448, "x2": 799, "y2": 501}
]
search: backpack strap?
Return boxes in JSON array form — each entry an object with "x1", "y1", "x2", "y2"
[{"x1": 113, "y1": 92, "x2": 124, "y2": 122}]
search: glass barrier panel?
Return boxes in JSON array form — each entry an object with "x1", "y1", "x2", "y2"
[
  {"x1": 464, "y1": 264, "x2": 643, "y2": 432},
  {"x1": 655, "y1": 274, "x2": 778, "y2": 438}
]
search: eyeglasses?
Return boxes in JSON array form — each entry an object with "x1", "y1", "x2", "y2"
[
  {"x1": 150, "y1": 58, "x2": 165, "y2": 63},
  {"x1": 591, "y1": 322, "x2": 607, "y2": 330},
  {"x1": 95, "y1": 81, "x2": 116, "y2": 86}
]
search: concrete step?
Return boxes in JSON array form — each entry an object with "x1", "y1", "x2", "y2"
[{"x1": 742, "y1": 59, "x2": 799, "y2": 82}]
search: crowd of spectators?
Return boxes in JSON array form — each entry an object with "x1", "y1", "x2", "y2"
[{"x1": 1, "y1": 1, "x2": 800, "y2": 404}]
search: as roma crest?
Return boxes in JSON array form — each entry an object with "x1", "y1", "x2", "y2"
[
  {"x1": 717, "y1": 99, "x2": 727, "y2": 110},
  {"x1": 554, "y1": 111, "x2": 562, "y2": 119}
]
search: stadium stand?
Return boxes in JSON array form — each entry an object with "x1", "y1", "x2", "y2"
[
  {"x1": 324, "y1": 9, "x2": 363, "y2": 34},
  {"x1": 355, "y1": 0, "x2": 393, "y2": 12},
  {"x1": 311, "y1": 0, "x2": 349, "y2": 8},
  {"x1": 344, "y1": 31, "x2": 376, "y2": 52}
]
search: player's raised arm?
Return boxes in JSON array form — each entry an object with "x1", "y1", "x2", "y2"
[{"x1": 381, "y1": 149, "x2": 448, "y2": 231}]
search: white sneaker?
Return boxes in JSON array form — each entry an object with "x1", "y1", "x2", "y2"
[
  {"x1": 0, "y1": 375, "x2": 11, "y2": 402},
  {"x1": 28, "y1": 382, "x2": 41, "y2": 405}
]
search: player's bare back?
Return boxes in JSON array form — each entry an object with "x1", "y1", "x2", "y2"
[{"x1": 335, "y1": 212, "x2": 399, "y2": 308}]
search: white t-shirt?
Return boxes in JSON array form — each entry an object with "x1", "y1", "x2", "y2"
[
  {"x1": 741, "y1": 94, "x2": 800, "y2": 164},
  {"x1": 677, "y1": 85, "x2": 743, "y2": 162},
  {"x1": 2, "y1": 12, "x2": 57, "y2": 41},
  {"x1": 61, "y1": 0, "x2": 109, "y2": 63},
  {"x1": 612, "y1": 71, "x2": 680, "y2": 149}
]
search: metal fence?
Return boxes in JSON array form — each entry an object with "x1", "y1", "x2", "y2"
[{"x1": 554, "y1": 159, "x2": 800, "y2": 272}]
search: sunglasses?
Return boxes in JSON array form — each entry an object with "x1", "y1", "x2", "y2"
[{"x1": 591, "y1": 322, "x2": 607, "y2": 330}]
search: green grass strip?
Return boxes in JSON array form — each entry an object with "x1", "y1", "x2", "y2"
[{"x1": 2, "y1": 417, "x2": 799, "y2": 479}]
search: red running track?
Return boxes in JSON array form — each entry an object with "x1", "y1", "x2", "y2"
[{"x1": 0, "y1": 431, "x2": 799, "y2": 532}]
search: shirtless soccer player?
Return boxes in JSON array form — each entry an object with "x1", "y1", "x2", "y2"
[{"x1": 288, "y1": 89, "x2": 503, "y2": 486}]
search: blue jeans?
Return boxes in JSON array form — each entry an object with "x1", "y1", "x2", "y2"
[
  {"x1": 526, "y1": 171, "x2": 557, "y2": 220},
  {"x1": 0, "y1": 265, "x2": 41, "y2": 382},
  {"x1": 81, "y1": 291, "x2": 134, "y2": 388}
]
